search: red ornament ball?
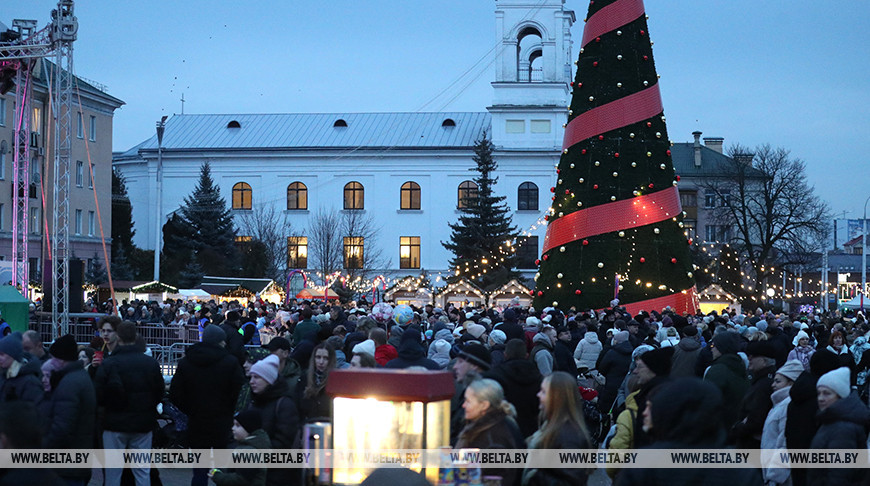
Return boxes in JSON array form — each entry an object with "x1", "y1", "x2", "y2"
[
  {"x1": 575, "y1": 289, "x2": 582, "y2": 295},
  {"x1": 578, "y1": 83, "x2": 583, "y2": 88},
  {"x1": 595, "y1": 36, "x2": 601, "y2": 42},
  {"x1": 582, "y1": 240, "x2": 589, "y2": 246},
  {"x1": 646, "y1": 122, "x2": 652, "y2": 127},
  {"x1": 582, "y1": 149, "x2": 587, "y2": 154},
  {"x1": 593, "y1": 61, "x2": 598, "y2": 67},
  {"x1": 550, "y1": 187, "x2": 555, "y2": 193},
  {"x1": 643, "y1": 55, "x2": 648, "y2": 61},
  {"x1": 593, "y1": 184, "x2": 599, "y2": 190},
  {"x1": 557, "y1": 169, "x2": 561, "y2": 174},
  {"x1": 667, "y1": 150, "x2": 672, "y2": 156},
  {"x1": 543, "y1": 254, "x2": 550, "y2": 261},
  {"x1": 676, "y1": 175, "x2": 681, "y2": 181},
  {"x1": 544, "y1": 215, "x2": 549, "y2": 221},
  {"x1": 640, "y1": 30, "x2": 646, "y2": 36},
  {"x1": 535, "y1": 259, "x2": 541, "y2": 266},
  {"x1": 640, "y1": 257, "x2": 646, "y2": 263},
  {"x1": 565, "y1": 189, "x2": 570, "y2": 195},
  {"x1": 614, "y1": 152, "x2": 620, "y2": 158},
  {"x1": 688, "y1": 239, "x2": 693, "y2": 245},
  {"x1": 671, "y1": 258, "x2": 677, "y2": 264},
  {"x1": 598, "y1": 135, "x2": 604, "y2": 140},
  {"x1": 648, "y1": 183, "x2": 654, "y2": 189},
  {"x1": 537, "y1": 291, "x2": 544, "y2": 297},
  {"x1": 529, "y1": 290, "x2": 535, "y2": 296}
]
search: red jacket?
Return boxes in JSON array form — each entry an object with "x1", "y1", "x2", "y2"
[{"x1": 375, "y1": 344, "x2": 398, "y2": 366}]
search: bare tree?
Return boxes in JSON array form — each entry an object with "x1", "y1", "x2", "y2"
[
  {"x1": 704, "y1": 144, "x2": 830, "y2": 291},
  {"x1": 307, "y1": 208, "x2": 344, "y2": 280},
  {"x1": 236, "y1": 203, "x2": 294, "y2": 282},
  {"x1": 340, "y1": 209, "x2": 391, "y2": 284}
]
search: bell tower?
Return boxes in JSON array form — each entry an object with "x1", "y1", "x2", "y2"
[{"x1": 489, "y1": 0, "x2": 575, "y2": 151}]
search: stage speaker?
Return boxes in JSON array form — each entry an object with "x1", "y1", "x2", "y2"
[{"x1": 42, "y1": 259, "x2": 84, "y2": 313}]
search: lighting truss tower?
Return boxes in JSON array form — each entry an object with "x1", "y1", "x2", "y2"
[{"x1": 0, "y1": 1, "x2": 77, "y2": 336}]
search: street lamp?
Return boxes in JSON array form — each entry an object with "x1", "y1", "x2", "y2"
[
  {"x1": 154, "y1": 116, "x2": 167, "y2": 282},
  {"x1": 862, "y1": 196, "x2": 870, "y2": 311}
]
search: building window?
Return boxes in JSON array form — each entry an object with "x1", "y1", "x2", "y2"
[
  {"x1": 0, "y1": 140, "x2": 6, "y2": 179},
  {"x1": 0, "y1": 203, "x2": 4, "y2": 230},
  {"x1": 457, "y1": 180, "x2": 478, "y2": 209},
  {"x1": 400, "y1": 236, "x2": 421, "y2": 269},
  {"x1": 76, "y1": 112, "x2": 83, "y2": 138},
  {"x1": 74, "y1": 209, "x2": 82, "y2": 235},
  {"x1": 343, "y1": 181, "x2": 364, "y2": 210},
  {"x1": 518, "y1": 182, "x2": 539, "y2": 210},
  {"x1": 89, "y1": 115, "x2": 96, "y2": 142},
  {"x1": 683, "y1": 220, "x2": 696, "y2": 240},
  {"x1": 704, "y1": 192, "x2": 717, "y2": 209},
  {"x1": 680, "y1": 192, "x2": 697, "y2": 208},
  {"x1": 29, "y1": 208, "x2": 39, "y2": 234},
  {"x1": 287, "y1": 182, "x2": 308, "y2": 210},
  {"x1": 400, "y1": 181, "x2": 421, "y2": 210},
  {"x1": 287, "y1": 236, "x2": 308, "y2": 269},
  {"x1": 88, "y1": 163, "x2": 94, "y2": 189},
  {"x1": 515, "y1": 236, "x2": 539, "y2": 269},
  {"x1": 705, "y1": 225, "x2": 731, "y2": 243},
  {"x1": 32, "y1": 107, "x2": 41, "y2": 133},
  {"x1": 343, "y1": 236, "x2": 364, "y2": 269},
  {"x1": 88, "y1": 211, "x2": 95, "y2": 236},
  {"x1": 0, "y1": 98, "x2": 6, "y2": 126},
  {"x1": 232, "y1": 182, "x2": 252, "y2": 210},
  {"x1": 530, "y1": 120, "x2": 551, "y2": 133},
  {"x1": 505, "y1": 120, "x2": 525, "y2": 134},
  {"x1": 720, "y1": 193, "x2": 732, "y2": 207},
  {"x1": 75, "y1": 160, "x2": 84, "y2": 187}
]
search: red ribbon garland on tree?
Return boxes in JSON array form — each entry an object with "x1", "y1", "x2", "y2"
[
  {"x1": 563, "y1": 84, "x2": 662, "y2": 151},
  {"x1": 581, "y1": 0, "x2": 646, "y2": 47}
]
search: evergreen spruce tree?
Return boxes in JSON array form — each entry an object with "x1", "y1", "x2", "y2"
[
  {"x1": 442, "y1": 134, "x2": 519, "y2": 291},
  {"x1": 85, "y1": 252, "x2": 108, "y2": 286},
  {"x1": 111, "y1": 169, "x2": 136, "y2": 280},
  {"x1": 533, "y1": 0, "x2": 696, "y2": 313},
  {"x1": 177, "y1": 162, "x2": 240, "y2": 279}
]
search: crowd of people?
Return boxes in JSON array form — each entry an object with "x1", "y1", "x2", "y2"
[{"x1": 1, "y1": 297, "x2": 869, "y2": 485}]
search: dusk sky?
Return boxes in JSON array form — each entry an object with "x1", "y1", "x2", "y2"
[{"x1": 4, "y1": 0, "x2": 869, "y2": 219}]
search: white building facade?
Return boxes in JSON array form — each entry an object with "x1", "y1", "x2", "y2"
[{"x1": 113, "y1": 0, "x2": 575, "y2": 283}]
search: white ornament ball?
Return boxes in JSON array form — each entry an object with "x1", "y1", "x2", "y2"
[
  {"x1": 643, "y1": 80, "x2": 649, "y2": 86},
  {"x1": 654, "y1": 228, "x2": 660, "y2": 234},
  {"x1": 617, "y1": 82, "x2": 622, "y2": 88},
  {"x1": 558, "y1": 212, "x2": 563, "y2": 217},
  {"x1": 580, "y1": 48, "x2": 584, "y2": 53},
  {"x1": 557, "y1": 273, "x2": 563, "y2": 279},
  {"x1": 660, "y1": 164, "x2": 666, "y2": 169},
  {"x1": 579, "y1": 178, "x2": 585, "y2": 183},
  {"x1": 577, "y1": 201, "x2": 583, "y2": 207},
  {"x1": 631, "y1": 162, "x2": 637, "y2": 167},
  {"x1": 687, "y1": 272, "x2": 693, "y2": 278},
  {"x1": 559, "y1": 246, "x2": 566, "y2": 253},
  {"x1": 612, "y1": 172, "x2": 618, "y2": 177},
  {"x1": 558, "y1": 179, "x2": 562, "y2": 184},
  {"x1": 619, "y1": 231, "x2": 625, "y2": 237},
  {"x1": 552, "y1": 301, "x2": 558, "y2": 307},
  {"x1": 629, "y1": 133, "x2": 635, "y2": 138},
  {"x1": 656, "y1": 132, "x2": 662, "y2": 138},
  {"x1": 597, "y1": 262, "x2": 604, "y2": 268},
  {"x1": 617, "y1": 55, "x2": 623, "y2": 60},
  {"x1": 594, "y1": 161, "x2": 600, "y2": 166},
  {"x1": 618, "y1": 285, "x2": 624, "y2": 291},
  {"x1": 570, "y1": 163, "x2": 575, "y2": 168},
  {"x1": 611, "y1": 196, "x2": 617, "y2": 201},
  {"x1": 589, "y1": 96, "x2": 594, "y2": 102},
  {"x1": 617, "y1": 30, "x2": 622, "y2": 35}
]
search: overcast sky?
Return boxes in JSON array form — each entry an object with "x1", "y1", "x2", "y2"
[{"x1": 4, "y1": 0, "x2": 869, "y2": 217}]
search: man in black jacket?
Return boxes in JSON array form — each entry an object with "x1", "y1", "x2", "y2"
[
  {"x1": 484, "y1": 338, "x2": 542, "y2": 438},
  {"x1": 220, "y1": 310, "x2": 247, "y2": 366},
  {"x1": 731, "y1": 341, "x2": 777, "y2": 448},
  {"x1": 171, "y1": 324, "x2": 245, "y2": 486},
  {"x1": 95, "y1": 321, "x2": 164, "y2": 486}
]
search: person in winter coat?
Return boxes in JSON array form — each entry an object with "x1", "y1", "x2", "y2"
[
  {"x1": 530, "y1": 326, "x2": 556, "y2": 377},
  {"x1": 671, "y1": 325, "x2": 702, "y2": 378},
  {"x1": 732, "y1": 341, "x2": 778, "y2": 448},
  {"x1": 703, "y1": 331, "x2": 749, "y2": 436},
  {"x1": 617, "y1": 378, "x2": 763, "y2": 486},
  {"x1": 522, "y1": 372, "x2": 591, "y2": 486},
  {"x1": 450, "y1": 343, "x2": 492, "y2": 444},
  {"x1": 497, "y1": 308, "x2": 525, "y2": 342},
  {"x1": 785, "y1": 350, "x2": 841, "y2": 486},
  {"x1": 484, "y1": 339, "x2": 542, "y2": 438},
  {"x1": 94, "y1": 322, "x2": 164, "y2": 486},
  {"x1": 220, "y1": 310, "x2": 247, "y2": 366},
  {"x1": 210, "y1": 410, "x2": 272, "y2": 486},
  {"x1": 427, "y1": 339, "x2": 452, "y2": 369},
  {"x1": 170, "y1": 325, "x2": 246, "y2": 486},
  {"x1": 370, "y1": 328, "x2": 397, "y2": 366},
  {"x1": 0, "y1": 401, "x2": 66, "y2": 486},
  {"x1": 383, "y1": 328, "x2": 440, "y2": 370},
  {"x1": 597, "y1": 331, "x2": 633, "y2": 413},
  {"x1": 296, "y1": 342, "x2": 335, "y2": 422},
  {"x1": 41, "y1": 334, "x2": 97, "y2": 486},
  {"x1": 824, "y1": 331, "x2": 855, "y2": 385},
  {"x1": 761, "y1": 360, "x2": 803, "y2": 486},
  {"x1": 574, "y1": 330, "x2": 602, "y2": 372},
  {"x1": 807, "y1": 367, "x2": 870, "y2": 486},
  {"x1": 787, "y1": 331, "x2": 815, "y2": 370},
  {"x1": 850, "y1": 335, "x2": 870, "y2": 392},
  {"x1": 552, "y1": 326, "x2": 578, "y2": 378},
  {"x1": 456, "y1": 379, "x2": 525, "y2": 486},
  {"x1": 0, "y1": 333, "x2": 44, "y2": 408},
  {"x1": 248, "y1": 354, "x2": 301, "y2": 486},
  {"x1": 488, "y1": 330, "x2": 507, "y2": 368}
]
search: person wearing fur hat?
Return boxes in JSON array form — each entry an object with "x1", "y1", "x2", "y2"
[
  {"x1": 247, "y1": 354, "x2": 300, "y2": 486},
  {"x1": 42, "y1": 333, "x2": 97, "y2": 484},
  {"x1": 596, "y1": 330, "x2": 633, "y2": 414},
  {"x1": 487, "y1": 329, "x2": 507, "y2": 368},
  {"x1": 449, "y1": 343, "x2": 492, "y2": 444},
  {"x1": 731, "y1": 341, "x2": 779, "y2": 448},
  {"x1": 530, "y1": 326, "x2": 557, "y2": 378},
  {"x1": 787, "y1": 330, "x2": 815, "y2": 371},
  {"x1": 703, "y1": 331, "x2": 749, "y2": 437},
  {"x1": 170, "y1": 322, "x2": 246, "y2": 486},
  {"x1": 761, "y1": 360, "x2": 803, "y2": 486},
  {"x1": 0, "y1": 332, "x2": 44, "y2": 409},
  {"x1": 807, "y1": 367, "x2": 870, "y2": 486},
  {"x1": 210, "y1": 410, "x2": 272, "y2": 486}
]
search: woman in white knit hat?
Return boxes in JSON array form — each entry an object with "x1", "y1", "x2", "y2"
[
  {"x1": 786, "y1": 331, "x2": 815, "y2": 371},
  {"x1": 761, "y1": 360, "x2": 803, "y2": 486},
  {"x1": 807, "y1": 367, "x2": 870, "y2": 486}
]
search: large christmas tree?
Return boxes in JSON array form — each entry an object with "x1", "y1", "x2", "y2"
[{"x1": 533, "y1": 0, "x2": 697, "y2": 314}]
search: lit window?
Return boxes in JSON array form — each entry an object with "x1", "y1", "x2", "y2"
[
  {"x1": 287, "y1": 182, "x2": 308, "y2": 210},
  {"x1": 518, "y1": 182, "x2": 538, "y2": 210},
  {"x1": 343, "y1": 236, "x2": 364, "y2": 269},
  {"x1": 400, "y1": 236, "x2": 421, "y2": 269},
  {"x1": 232, "y1": 182, "x2": 252, "y2": 210},
  {"x1": 400, "y1": 182, "x2": 421, "y2": 210},
  {"x1": 343, "y1": 182, "x2": 364, "y2": 210},
  {"x1": 457, "y1": 181, "x2": 478, "y2": 209},
  {"x1": 288, "y1": 236, "x2": 308, "y2": 269}
]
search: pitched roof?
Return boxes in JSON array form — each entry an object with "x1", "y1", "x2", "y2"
[
  {"x1": 199, "y1": 275, "x2": 274, "y2": 294},
  {"x1": 124, "y1": 112, "x2": 490, "y2": 153},
  {"x1": 671, "y1": 143, "x2": 767, "y2": 179}
]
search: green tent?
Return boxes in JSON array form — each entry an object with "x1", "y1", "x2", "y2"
[{"x1": 0, "y1": 286, "x2": 30, "y2": 333}]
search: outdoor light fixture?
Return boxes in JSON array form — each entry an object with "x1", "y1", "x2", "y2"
[{"x1": 766, "y1": 288, "x2": 775, "y2": 298}]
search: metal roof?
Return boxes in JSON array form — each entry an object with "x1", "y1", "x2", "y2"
[
  {"x1": 127, "y1": 112, "x2": 491, "y2": 153},
  {"x1": 672, "y1": 143, "x2": 767, "y2": 179}
]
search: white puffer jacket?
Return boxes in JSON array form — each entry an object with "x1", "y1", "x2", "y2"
[{"x1": 574, "y1": 332, "x2": 603, "y2": 371}]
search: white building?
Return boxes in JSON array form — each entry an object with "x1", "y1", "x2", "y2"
[{"x1": 113, "y1": 0, "x2": 575, "y2": 283}]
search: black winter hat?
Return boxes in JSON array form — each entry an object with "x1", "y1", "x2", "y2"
[
  {"x1": 234, "y1": 409, "x2": 262, "y2": 434},
  {"x1": 712, "y1": 331, "x2": 740, "y2": 355},
  {"x1": 745, "y1": 341, "x2": 777, "y2": 360},
  {"x1": 638, "y1": 347, "x2": 674, "y2": 377},
  {"x1": 49, "y1": 334, "x2": 78, "y2": 362},
  {"x1": 266, "y1": 337, "x2": 291, "y2": 352},
  {"x1": 458, "y1": 342, "x2": 492, "y2": 371}
]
